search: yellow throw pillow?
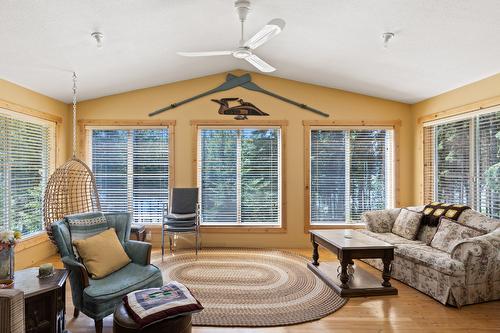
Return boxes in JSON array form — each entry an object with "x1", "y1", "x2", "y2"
[{"x1": 73, "y1": 228, "x2": 131, "y2": 279}]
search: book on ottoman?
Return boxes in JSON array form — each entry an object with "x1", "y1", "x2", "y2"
[{"x1": 123, "y1": 281, "x2": 203, "y2": 327}]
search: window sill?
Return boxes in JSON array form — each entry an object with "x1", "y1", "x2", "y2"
[
  {"x1": 14, "y1": 231, "x2": 51, "y2": 252},
  {"x1": 201, "y1": 225, "x2": 286, "y2": 233},
  {"x1": 304, "y1": 223, "x2": 366, "y2": 233},
  {"x1": 140, "y1": 224, "x2": 287, "y2": 233}
]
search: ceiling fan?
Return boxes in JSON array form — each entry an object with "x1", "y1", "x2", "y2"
[{"x1": 177, "y1": 0, "x2": 285, "y2": 73}]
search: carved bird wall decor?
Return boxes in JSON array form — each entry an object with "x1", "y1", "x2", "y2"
[{"x1": 211, "y1": 98, "x2": 269, "y2": 120}]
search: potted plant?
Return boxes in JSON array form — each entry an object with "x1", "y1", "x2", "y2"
[{"x1": 0, "y1": 230, "x2": 21, "y2": 280}]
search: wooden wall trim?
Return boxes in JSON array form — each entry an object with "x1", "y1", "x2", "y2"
[
  {"x1": 303, "y1": 120, "x2": 401, "y2": 232},
  {"x1": 0, "y1": 99, "x2": 63, "y2": 124},
  {"x1": 416, "y1": 95, "x2": 500, "y2": 124},
  {"x1": 191, "y1": 120, "x2": 288, "y2": 231}
]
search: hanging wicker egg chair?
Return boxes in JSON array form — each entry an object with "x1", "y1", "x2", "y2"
[
  {"x1": 43, "y1": 72, "x2": 101, "y2": 244},
  {"x1": 43, "y1": 157, "x2": 101, "y2": 244}
]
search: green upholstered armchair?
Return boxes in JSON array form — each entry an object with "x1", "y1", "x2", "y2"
[{"x1": 51, "y1": 212, "x2": 163, "y2": 333}]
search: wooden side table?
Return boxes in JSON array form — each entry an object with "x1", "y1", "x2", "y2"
[
  {"x1": 13, "y1": 268, "x2": 70, "y2": 333},
  {"x1": 130, "y1": 224, "x2": 146, "y2": 242}
]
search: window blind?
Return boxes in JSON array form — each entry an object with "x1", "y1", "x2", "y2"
[
  {"x1": 423, "y1": 107, "x2": 499, "y2": 218},
  {"x1": 90, "y1": 128, "x2": 169, "y2": 223},
  {"x1": 197, "y1": 127, "x2": 281, "y2": 225},
  {"x1": 0, "y1": 110, "x2": 54, "y2": 235},
  {"x1": 310, "y1": 128, "x2": 394, "y2": 224}
]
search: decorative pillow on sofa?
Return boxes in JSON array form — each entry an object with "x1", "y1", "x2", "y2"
[
  {"x1": 430, "y1": 217, "x2": 485, "y2": 253},
  {"x1": 391, "y1": 208, "x2": 423, "y2": 240},
  {"x1": 67, "y1": 211, "x2": 108, "y2": 258},
  {"x1": 123, "y1": 281, "x2": 203, "y2": 327},
  {"x1": 73, "y1": 228, "x2": 131, "y2": 279}
]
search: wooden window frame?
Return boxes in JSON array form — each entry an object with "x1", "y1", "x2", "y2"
[
  {"x1": 416, "y1": 96, "x2": 500, "y2": 203},
  {"x1": 303, "y1": 120, "x2": 401, "y2": 232},
  {"x1": 79, "y1": 119, "x2": 176, "y2": 226},
  {"x1": 191, "y1": 119, "x2": 288, "y2": 234},
  {"x1": 0, "y1": 99, "x2": 61, "y2": 245}
]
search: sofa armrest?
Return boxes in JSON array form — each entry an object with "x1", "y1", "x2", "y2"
[
  {"x1": 450, "y1": 230, "x2": 500, "y2": 283},
  {"x1": 361, "y1": 208, "x2": 401, "y2": 233},
  {"x1": 124, "y1": 240, "x2": 152, "y2": 266}
]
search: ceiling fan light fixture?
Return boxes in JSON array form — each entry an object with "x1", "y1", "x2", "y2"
[{"x1": 91, "y1": 32, "x2": 104, "y2": 48}]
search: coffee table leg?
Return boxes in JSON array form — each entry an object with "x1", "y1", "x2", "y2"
[
  {"x1": 382, "y1": 257, "x2": 392, "y2": 287},
  {"x1": 339, "y1": 252, "x2": 350, "y2": 288},
  {"x1": 312, "y1": 240, "x2": 319, "y2": 266}
]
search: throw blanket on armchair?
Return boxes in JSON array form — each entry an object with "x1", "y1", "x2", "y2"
[{"x1": 422, "y1": 202, "x2": 470, "y2": 226}]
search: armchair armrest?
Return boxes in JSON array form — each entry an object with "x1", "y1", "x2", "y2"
[
  {"x1": 61, "y1": 256, "x2": 89, "y2": 310},
  {"x1": 451, "y1": 230, "x2": 500, "y2": 283},
  {"x1": 361, "y1": 208, "x2": 401, "y2": 233},
  {"x1": 124, "y1": 240, "x2": 152, "y2": 266}
]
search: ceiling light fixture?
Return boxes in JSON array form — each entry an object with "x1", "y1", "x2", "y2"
[
  {"x1": 91, "y1": 32, "x2": 104, "y2": 48},
  {"x1": 382, "y1": 32, "x2": 395, "y2": 48}
]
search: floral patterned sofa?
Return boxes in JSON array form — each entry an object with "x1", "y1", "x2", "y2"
[{"x1": 359, "y1": 206, "x2": 500, "y2": 307}]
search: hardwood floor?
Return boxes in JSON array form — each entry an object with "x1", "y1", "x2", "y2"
[{"x1": 39, "y1": 248, "x2": 500, "y2": 333}]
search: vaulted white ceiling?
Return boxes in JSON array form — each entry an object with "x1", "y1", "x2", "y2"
[{"x1": 1, "y1": 0, "x2": 499, "y2": 104}]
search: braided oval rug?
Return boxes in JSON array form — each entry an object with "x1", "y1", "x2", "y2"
[{"x1": 154, "y1": 248, "x2": 347, "y2": 327}]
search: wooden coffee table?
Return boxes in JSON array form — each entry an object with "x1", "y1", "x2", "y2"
[{"x1": 308, "y1": 230, "x2": 397, "y2": 297}]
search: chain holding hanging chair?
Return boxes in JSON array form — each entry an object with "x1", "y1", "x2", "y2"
[{"x1": 43, "y1": 72, "x2": 101, "y2": 245}]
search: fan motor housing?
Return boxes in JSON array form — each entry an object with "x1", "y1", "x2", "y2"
[{"x1": 233, "y1": 47, "x2": 252, "y2": 59}]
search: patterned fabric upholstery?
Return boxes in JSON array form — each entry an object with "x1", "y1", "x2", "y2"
[
  {"x1": 358, "y1": 229, "x2": 424, "y2": 245},
  {"x1": 431, "y1": 218, "x2": 484, "y2": 253},
  {"x1": 67, "y1": 211, "x2": 109, "y2": 258},
  {"x1": 361, "y1": 208, "x2": 401, "y2": 233},
  {"x1": 361, "y1": 207, "x2": 500, "y2": 307},
  {"x1": 391, "y1": 208, "x2": 423, "y2": 240}
]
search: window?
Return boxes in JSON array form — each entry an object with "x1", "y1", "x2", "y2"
[
  {"x1": 88, "y1": 127, "x2": 170, "y2": 223},
  {"x1": 197, "y1": 126, "x2": 282, "y2": 226},
  {"x1": 0, "y1": 109, "x2": 55, "y2": 235},
  {"x1": 308, "y1": 127, "x2": 394, "y2": 224},
  {"x1": 423, "y1": 107, "x2": 500, "y2": 218}
]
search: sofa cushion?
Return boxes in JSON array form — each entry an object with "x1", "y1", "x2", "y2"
[
  {"x1": 457, "y1": 209, "x2": 500, "y2": 233},
  {"x1": 73, "y1": 228, "x2": 131, "y2": 279},
  {"x1": 67, "y1": 212, "x2": 109, "y2": 258},
  {"x1": 358, "y1": 229, "x2": 423, "y2": 245},
  {"x1": 395, "y1": 244, "x2": 465, "y2": 276},
  {"x1": 391, "y1": 208, "x2": 423, "y2": 240},
  {"x1": 430, "y1": 217, "x2": 484, "y2": 253},
  {"x1": 83, "y1": 263, "x2": 163, "y2": 317}
]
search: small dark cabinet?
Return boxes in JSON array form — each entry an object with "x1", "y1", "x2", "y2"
[{"x1": 13, "y1": 268, "x2": 69, "y2": 333}]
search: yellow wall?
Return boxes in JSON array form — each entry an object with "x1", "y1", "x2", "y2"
[
  {"x1": 3, "y1": 70, "x2": 499, "y2": 261},
  {"x1": 0, "y1": 79, "x2": 70, "y2": 268},
  {"x1": 411, "y1": 73, "x2": 500, "y2": 203},
  {"x1": 76, "y1": 70, "x2": 413, "y2": 248}
]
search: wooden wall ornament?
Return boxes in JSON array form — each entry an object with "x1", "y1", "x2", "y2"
[
  {"x1": 149, "y1": 73, "x2": 329, "y2": 117},
  {"x1": 212, "y1": 98, "x2": 269, "y2": 120}
]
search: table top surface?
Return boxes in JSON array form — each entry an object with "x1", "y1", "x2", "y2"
[
  {"x1": 310, "y1": 230, "x2": 394, "y2": 250},
  {"x1": 12, "y1": 268, "x2": 68, "y2": 298}
]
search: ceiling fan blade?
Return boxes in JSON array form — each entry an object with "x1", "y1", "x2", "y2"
[
  {"x1": 177, "y1": 51, "x2": 232, "y2": 57},
  {"x1": 244, "y1": 18, "x2": 286, "y2": 50},
  {"x1": 244, "y1": 54, "x2": 276, "y2": 73}
]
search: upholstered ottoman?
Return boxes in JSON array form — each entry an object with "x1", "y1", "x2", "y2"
[{"x1": 113, "y1": 303, "x2": 192, "y2": 333}]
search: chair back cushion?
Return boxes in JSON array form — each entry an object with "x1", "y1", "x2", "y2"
[
  {"x1": 170, "y1": 188, "x2": 199, "y2": 214},
  {"x1": 73, "y1": 228, "x2": 131, "y2": 279},
  {"x1": 67, "y1": 212, "x2": 109, "y2": 258}
]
